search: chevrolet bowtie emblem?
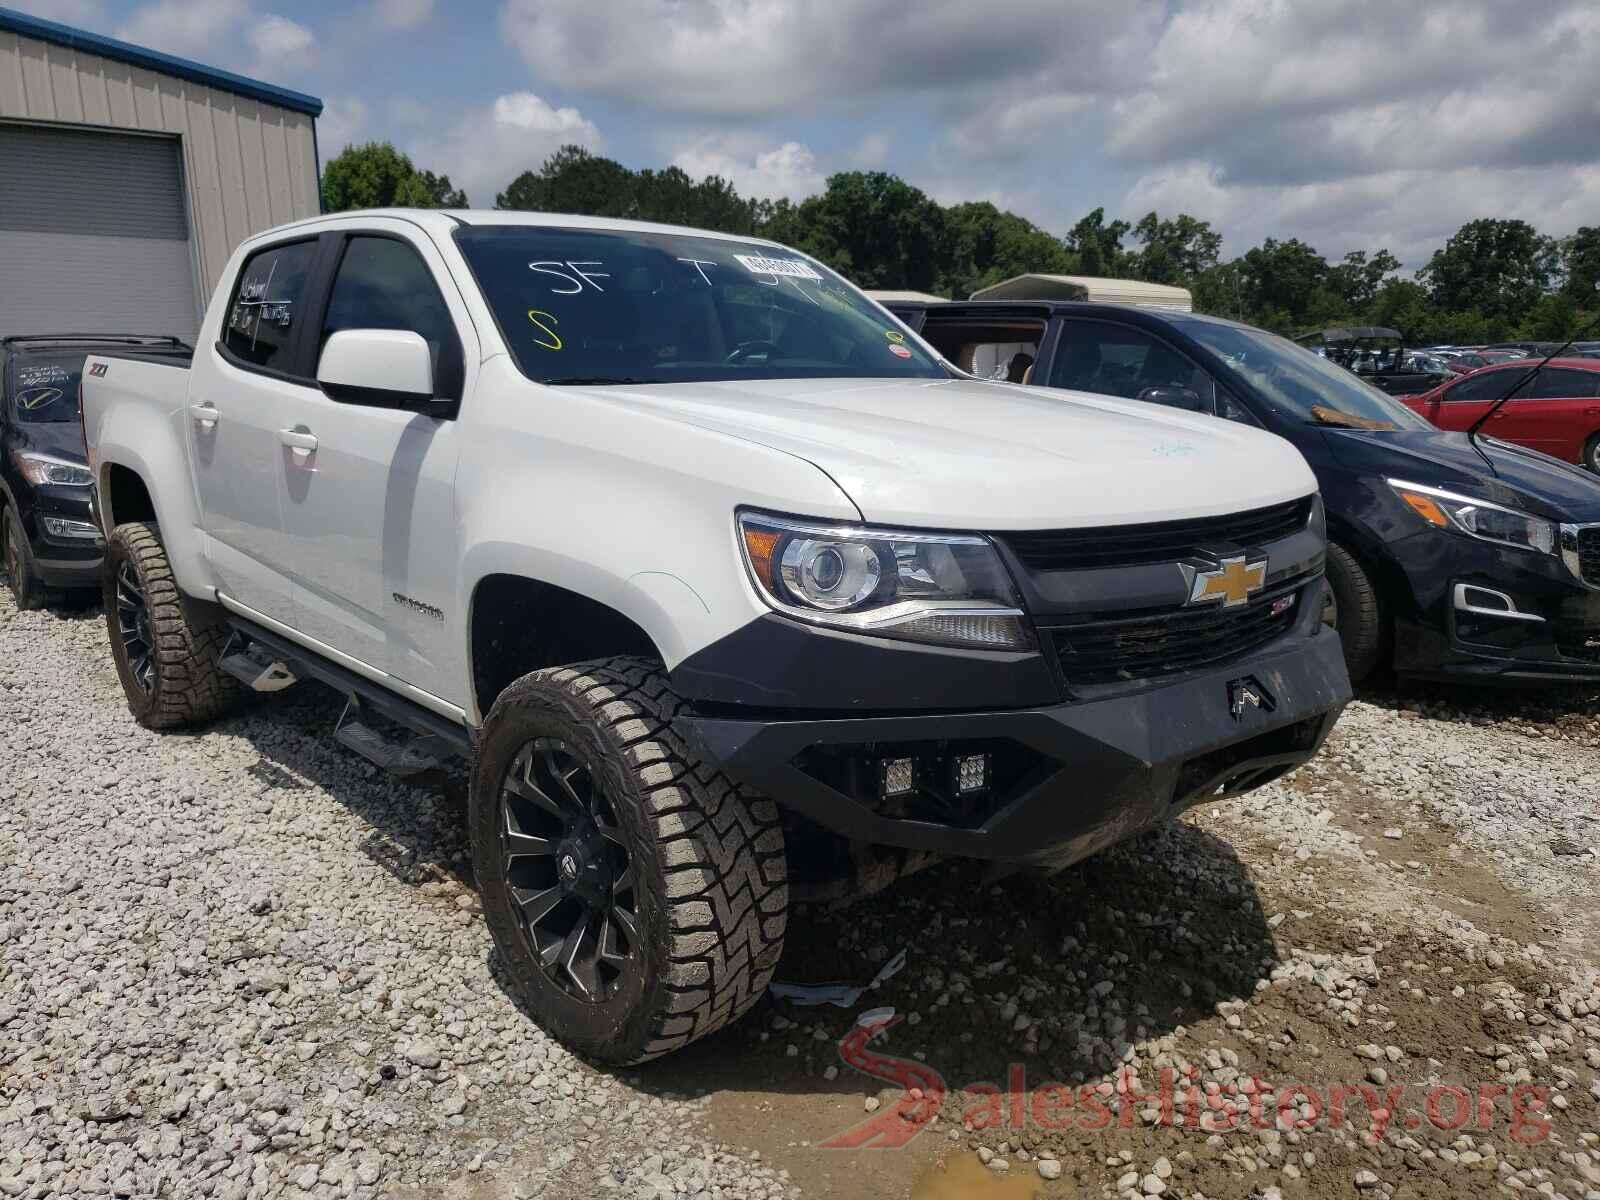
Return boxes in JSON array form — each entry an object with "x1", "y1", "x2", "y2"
[{"x1": 1189, "y1": 555, "x2": 1267, "y2": 608}]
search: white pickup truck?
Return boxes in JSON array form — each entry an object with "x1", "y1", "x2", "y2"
[{"x1": 81, "y1": 209, "x2": 1350, "y2": 1062}]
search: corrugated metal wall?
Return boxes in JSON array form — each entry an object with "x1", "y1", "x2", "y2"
[{"x1": 0, "y1": 28, "x2": 320, "y2": 306}]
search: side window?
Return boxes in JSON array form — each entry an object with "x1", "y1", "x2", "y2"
[
  {"x1": 1443, "y1": 370, "x2": 1512, "y2": 402},
  {"x1": 320, "y1": 236, "x2": 463, "y2": 400},
  {"x1": 1530, "y1": 368, "x2": 1600, "y2": 399},
  {"x1": 223, "y1": 240, "x2": 319, "y2": 373},
  {"x1": 1049, "y1": 319, "x2": 1218, "y2": 414}
]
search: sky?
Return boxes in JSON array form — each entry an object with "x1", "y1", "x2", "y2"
[{"x1": 16, "y1": 0, "x2": 1600, "y2": 270}]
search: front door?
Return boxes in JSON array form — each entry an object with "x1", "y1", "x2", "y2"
[
  {"x1": 191, "y1": 237, "x2": 324, "y2": 625},
  {"x1": 275, "y1": 228, "x2": 471, "y2": 706}
]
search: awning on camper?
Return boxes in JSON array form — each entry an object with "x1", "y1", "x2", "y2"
[{"x1": 969, "y1": 274, "x2": 1193, "y2": 311}]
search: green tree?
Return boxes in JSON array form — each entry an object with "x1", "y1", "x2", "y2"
[
  {"x1": 496, "y1": 145, "x2": 640, "y2": 217},
  {"x1": 321, "y1": 142, "x2": 463, "y2": 212},
  {"x1": 938, "y1": 201, "x2": 1072, "y2": 298},
  {"x1": 419, "y1": 170, "x2": 467, "y2": 208},
  {"x1": 1237, "y1": 238, "x2": 1331, "y2": 332},
  {"x1": 1129, "y1": 212, "x2": 1222, "y2": 286},
  {"x1": 1326, "y1": 249, "x2": 1401, "y2": 311},
  {"x1": 778, "y1": 172, "x2": 949, "y2": 291},
  {"x1": 1560, "y1": 226, "x2": 1600, "y2": 305},
  {"x1": 1419, "y1": 218, "x2": 1558, "y2": 324},
  {"x1": 1066, "y1": 207, "x2": 1130, "y2": 277}
]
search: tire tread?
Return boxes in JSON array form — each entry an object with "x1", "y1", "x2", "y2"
[
  {"x1": 479, "y1": 656, "x2": 786, "y2": 1064},
  {"x1": 103, "y1": 522, "x2": 240, "y2": 729}
]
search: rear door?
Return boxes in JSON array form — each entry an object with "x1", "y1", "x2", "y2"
[
  {"x1": 273, "y1": 222, "x2": 472, "y2": 705},
  {"x1": 1512, "y1": 367, "x2": 1600, "y2": 461},
  {"x1": 192, "y1": 237, "x2": 327, "y2": 625}
]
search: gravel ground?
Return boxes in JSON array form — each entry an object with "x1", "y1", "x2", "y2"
[{"x1": 3, "y1": 594, "x2": 1599, "y2": 1200}]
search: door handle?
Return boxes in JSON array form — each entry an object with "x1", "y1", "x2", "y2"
[
  {"x1": 190, "y1": 403, "x2": 217, "y2": 429},
  {"x1": 278, "y1": 429, "x2": 318, "y2": 452}
]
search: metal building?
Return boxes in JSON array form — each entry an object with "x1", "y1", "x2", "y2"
[{"x1": 0, "y1": 7, "x2": 323, "y2": 340}]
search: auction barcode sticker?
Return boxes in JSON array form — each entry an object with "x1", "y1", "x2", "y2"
[{"x1": 735, "y1": 254, "x2": 823, "y2": 281}]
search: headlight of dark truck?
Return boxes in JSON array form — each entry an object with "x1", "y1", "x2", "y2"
[{"x1": 737, "y1": 509, "x2": 1033, "y2": 650}]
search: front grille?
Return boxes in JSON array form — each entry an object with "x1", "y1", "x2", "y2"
[
  {"x1": 1003, "y1": 497, "x2": 1313, "y2": 572},
  {"x1": 1579, "y1": 528, "x2": 1600, "y2": 586},
  {"x1": 1045, "y1": 580, "x2": 1304, "y2": 685}
]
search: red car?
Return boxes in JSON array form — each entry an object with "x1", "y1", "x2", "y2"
[{"x1": 1400, "y1": 359, "x2": 1600, "y2": 472}]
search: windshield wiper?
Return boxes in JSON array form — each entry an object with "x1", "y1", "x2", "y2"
[
  {"x1": 542, "y1": 376, "x2": 653, "y2": 386},
  {"x1": 1466, "y1": 317, "x2": 1600, "y2": 442}
]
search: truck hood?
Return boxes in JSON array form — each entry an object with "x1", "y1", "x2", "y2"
[{"x1": 581, "y1": 376, "x2": 1316, "y2": 529}]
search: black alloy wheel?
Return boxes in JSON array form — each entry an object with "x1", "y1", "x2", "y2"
[
  {"x1": 114, "y1": 558, "x2": 156, "y2": 693},
  {"x1": 498, "y1": 736, "x2": 640, "y2": 1003}
]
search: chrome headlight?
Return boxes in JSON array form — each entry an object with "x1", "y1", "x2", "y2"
[
  {"x1": 12, "y1": 450, "x2": 92, "y2": 488},
  {"x1": 1386, "y1": 479, "x2": 1555, "y2": 555},
  {"x1": 737, "y1": 511, "x2": 1033, "y2": 650}
]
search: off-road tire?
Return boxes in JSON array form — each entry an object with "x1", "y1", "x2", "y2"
[
  {"x1": 103, "y1": 522, "x2": 239, "y2": 729},
  {"x1": 472, "y1": 656, "x2": 787, "y2": 1064},
  {"x1": 1326, "y1": 540, "x2": 1386, "y2": 685},
  {"x1": 2, "y1": 506, "x2": 48, "y2": 610}
]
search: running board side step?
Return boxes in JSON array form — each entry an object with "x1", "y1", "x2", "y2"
[
  {"x1": 334, "y1": 697, "x2": 456, "y2": 778},
  {"x1": 219, "y1": 632, "x2": 299, "y2": 692},
  {"x1": 222, "y1": 616, "x2": 474, "y2": 775}
]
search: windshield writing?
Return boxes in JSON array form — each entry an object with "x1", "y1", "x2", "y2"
[
  {"x1": 11, "y1": 356, "x2": 82, "y2": 424},
  {"x1": 455, "y1": 226, "x2": 946, "y2": 386}
]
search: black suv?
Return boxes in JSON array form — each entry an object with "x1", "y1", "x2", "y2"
[
  {"x1": 889, "y1": 300, "x2": 1600, "y2": 687},
  {"x1": 1, "y1": 335, "x2": 189, "y2": 607}
]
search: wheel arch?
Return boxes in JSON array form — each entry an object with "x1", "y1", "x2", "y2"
[
  {"x1": 93, "y1": 443, "x2": 213, "y2": 600},
  {"x1": 466, "y1": 572, "x2": 671, "y2": 724}
]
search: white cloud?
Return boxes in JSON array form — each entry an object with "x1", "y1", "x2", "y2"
[
  {"x1": 248, "y1": 14, "x2": 314, "y2": 70},
  {"x1": 408, "y1": 92, "x2": 604, "y2": 206},
  {"x1": 369, "y1": 0, "x2": 434, "y2": 32},
  {"x1": 6, "y1": 0, "x2": 108, "y2": 25},
  {"x1": 848, "y1": 132, "x2": 893, "y2": 170},
  {"x1": 115, "y1": 0, "x2": 317, "y2": 82},
  {"x1": 317, "y1": 96, "x2": 370, "y2": 156},
  {"x1": 116, "y1": 0, "x2": 246, "y2": 59},
  {"x1": 497, "y1": 0, "x2": 1154, "y2": 118},
  {"x1": 671, "y1": 138, "x2": 823, "y2": 201},
  {"x1": 490, "y1": 91, "x2": 597, "y2": 138}
]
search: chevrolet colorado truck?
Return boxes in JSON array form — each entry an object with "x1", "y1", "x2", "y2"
[{"x1": 81, "y1": 210, "x2": 1350, "y2": 1063}]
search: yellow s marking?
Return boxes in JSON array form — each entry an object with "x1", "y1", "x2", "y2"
[{"x1": 527, "y1": 309, "x2": 563, "y2": 351}]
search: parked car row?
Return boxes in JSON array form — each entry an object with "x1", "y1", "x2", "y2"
[{"x1": 885, "y1": 296, "x2": 1600, "y2": 688}]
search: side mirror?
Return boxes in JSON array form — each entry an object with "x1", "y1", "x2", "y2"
[
  {"x1": 1138, "y1": 385, "x2": 1206, "y2": 413},
  {"x1": 316, "y1": 329, "x2": 443, "y2": 412}
]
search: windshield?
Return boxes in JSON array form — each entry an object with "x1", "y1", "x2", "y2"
[
  {"x1": 9, "y1": 354, "x2": 82, "y2": 423},
  {"x1": 454, "y1": 225, "x2": 947, "y2": 386},
  {"x1": 1185, "y1": 321, "x2": 1432, "y2": 431}
]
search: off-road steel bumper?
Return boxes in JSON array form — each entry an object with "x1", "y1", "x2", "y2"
[{"x1": 682, "y1": 617, "x2": 1349, "y2": 871}]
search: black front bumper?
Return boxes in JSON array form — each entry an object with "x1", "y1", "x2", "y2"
[
  {"x1": 1388, "y1": 531, "x2": 1600, "y2": 684},
  {"x1": 682, "y1": 610, "x2": 1349, "y2": 869},
  {"x1": 27, "y1": 489, "x2": 103, "y2": 589}
]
